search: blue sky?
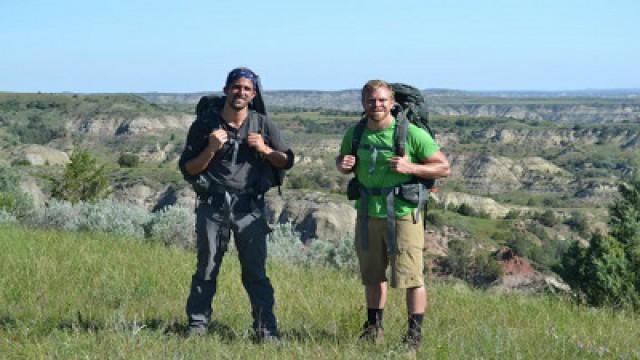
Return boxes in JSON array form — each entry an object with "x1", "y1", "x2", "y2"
[{"x1": 1, "y1": 0, "x2": 638, "y2": 92}]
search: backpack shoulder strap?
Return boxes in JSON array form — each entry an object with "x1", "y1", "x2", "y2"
[
  {"x1": 195, "y1": 110, "x2": 221, "y2": 136},
  {"x1": 394, "y1": 110, "x2": 409, "y2": 157},
  {"x1": 351, "y1": 117, "x2": 368, "y2": 156},
  {"x1": 247, "y1": 110, "x2": 262, "y2": 135}
]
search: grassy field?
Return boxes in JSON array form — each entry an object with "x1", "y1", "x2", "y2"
[{"x1": 1, "y1": 224, "x2": 639, "y2": 359}]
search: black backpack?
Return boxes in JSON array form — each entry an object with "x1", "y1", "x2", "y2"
[
  {"x1": 350, "y1": 83, "x2": 436, "y2": 190},
  {"x1": 190, "y1": 92, "x2": 287, "y2": 195}
]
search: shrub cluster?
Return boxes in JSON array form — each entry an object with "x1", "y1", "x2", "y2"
[
  {"x1": 268, "y1": 223, "x2": 358, "y2": 272},
  {"x1": 0, "y1": 189, "x2": 358, "y2": 271},
  {"x1": 26, "y1": 199, "x2": 151, "y2": 238},
  {"x1": 146, "y1": 205, "x2": 195, "y2": 248},
  {"x1": 117, "y1": 153, "x2": 140, "y2": 168},
  {"x1": 533, "y1": 210, "x2": 559, "y2": 227},
  {"x1": 22, "y1": 199, "x2": 195, "y2": 247},
  {"x1": 564, "y1": 211, "x2": 590, "y2": 237},
  {"x1": 453, "y1": 203, "x2": 490, "y2": 218},
  {"x1": 507, "y1": 229, "x2": 569, "y2": 270},
  {"x1": 436, "y1": 239, "x2": 503, "y2": 287}
]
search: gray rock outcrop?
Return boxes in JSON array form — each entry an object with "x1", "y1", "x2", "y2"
[
  {"x1": 13, "y1": 145, "x2": 70, "y2": 166},
  {"x1": 435, "y1": 191, "x2": 525, "y2": 219},
  {"x1": 265, "y1": 191, "x2": 356, "y2": 242},
  {"x1": 73, "y1": 114, "x2": 192, "y2": 137}
]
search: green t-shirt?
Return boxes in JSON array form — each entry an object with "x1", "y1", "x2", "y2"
[{"x1": 340, "y1": 118, "x2": 440, "y2": 218}]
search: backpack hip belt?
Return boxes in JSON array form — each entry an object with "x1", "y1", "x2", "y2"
[
  {"x1": 197, "y1": 182, "x2": 264, "y2": 214},
  {"x1": 356, "y1": 181, "x2": 428, "y2": 255}
]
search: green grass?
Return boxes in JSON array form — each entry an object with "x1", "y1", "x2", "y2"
[
  {"x1": 1, "y1": 225, "x2": 639, "y2": 359},
  {"x1": 430, "y1": 208, "x2": 513, "y2": 247}
]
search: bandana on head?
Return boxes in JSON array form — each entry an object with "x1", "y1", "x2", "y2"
[{"x1": 225, "y1": 67, "x2": 258, "y2": 88}]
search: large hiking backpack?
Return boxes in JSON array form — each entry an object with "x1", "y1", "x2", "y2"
[
  {"x1": 187, "y1": 90, "x2": 287, "y2": 195},
  {"x1": 350, "y1": 82, "x2": 436, "y2": 190}
]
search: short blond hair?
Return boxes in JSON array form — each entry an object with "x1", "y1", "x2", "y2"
[{"x1": 361, "y1": 80, "x2": 394, "y2": 102}]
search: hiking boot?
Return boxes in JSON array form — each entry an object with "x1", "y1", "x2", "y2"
[
  {"x1": 358, "y1": 322, "x2": 384, "y2": 344},
  {"x1": 401, "y1": 329, "x2": 422, "y2": 353},
  {"x1": 186, "y1": 326, "x2": 207, "y2": 338},
  {"x1": 254, "y1": 328, "x2": 281, "y2": 344}
]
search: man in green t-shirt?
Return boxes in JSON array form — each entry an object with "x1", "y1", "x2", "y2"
[{"x1": 336, "y1": 80, "x2": 450, "y2": 351}]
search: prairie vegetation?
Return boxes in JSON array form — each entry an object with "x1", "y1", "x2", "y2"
[{"x1": 1, "y1": 224, "x2": 639, "y2": 359}]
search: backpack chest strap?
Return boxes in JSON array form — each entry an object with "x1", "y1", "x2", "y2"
[
  {"x1": 357, "y1": 144, "x2": 393, "y2": 175},
  {"x1": 224, "y1": 113, "x2": 263, "y2": 167}
]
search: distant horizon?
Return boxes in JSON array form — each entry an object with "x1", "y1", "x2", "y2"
[{"x1": 3, "y1": 88, "x2": 640, "y2": 95}]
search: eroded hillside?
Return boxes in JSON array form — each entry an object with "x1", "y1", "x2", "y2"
[{"x1": 1, "y1": 92, "x2": 636, "y2": 265}]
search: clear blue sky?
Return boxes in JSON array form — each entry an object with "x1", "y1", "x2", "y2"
[{"x1": 1, "y1": 0, "x2": 638, "y2": 92}]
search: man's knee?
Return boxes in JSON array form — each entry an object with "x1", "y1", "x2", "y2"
[{"x1": 240, "y1": 262, "x2": 268, "y2": 284}]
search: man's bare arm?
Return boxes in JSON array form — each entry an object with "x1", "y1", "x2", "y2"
[
  {"x1": 184, "y1": 129, "x2": 227, "y2": 176},
  {"x1": 389, "y1": 151, "x2": 450, "y2": 179},
  {"x1": 248, "y1": 133, "x2": 290, "y2": 169}
]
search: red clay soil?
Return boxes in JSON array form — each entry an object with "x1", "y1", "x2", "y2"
[{"x1": 494, "y1": 246, "x2": 535, "y2": 277}]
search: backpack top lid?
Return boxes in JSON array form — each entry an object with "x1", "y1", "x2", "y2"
[{"x1": 389, "y1": 83, "x2": 425, "y2": 108}]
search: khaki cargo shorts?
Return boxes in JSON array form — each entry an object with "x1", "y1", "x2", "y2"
[{"x1": 355, "y1": 213, "x2": 425, "y2": 288}]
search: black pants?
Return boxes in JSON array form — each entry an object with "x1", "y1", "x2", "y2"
[{"x1": 185, "y1": 197, "x2": 276, "y2": 332}]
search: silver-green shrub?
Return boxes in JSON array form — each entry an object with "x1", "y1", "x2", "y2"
[
  {"x1": 79, "y1": 199, "x2": 151, "y2": 239},
  {"x1": 147, "y1": 205, "x2": 195, "y2": 248},
  {"x1": 306, "y1": 237, "x2": 358, "y2": 271},
  {"x1": 268, "y1": 223, "x2": 357, "y2": 271},
  {"x1": 28, "y1": 199, "x2": 150, "y2": 238},
  {"x1": 268, "y1": 222, "x2": 307, "y2": 264},
  {"x1": 0, "y1": 209, "x2": 17, "y2": 224},
  {"x1": 27, "y1": 200, "x2": 82, "y2": 231}
]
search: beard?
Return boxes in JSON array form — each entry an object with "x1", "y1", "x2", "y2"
[
  {"x1": 368, "y1": 110, "x2": 388, "y2": 122},
  {"x1": 228, "y1": 96, "x2": 249, "y2": 111}
]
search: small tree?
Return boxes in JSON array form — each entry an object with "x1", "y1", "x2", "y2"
[
  {"x1": 51, "y1": 149, "x2": 110, "y2": 203},
  {"x1": 608, "y1": 178, "x2": 640, "y2": 300},
  {"x1": 470, "y1": 251, "x2": 503, "y2": 286},
  {"x1": 609, "y1": 179, "x2": 640, "y2": 250},
  {"x1": 560, "y1": 177, "x2": 640, "y2": 309},
  {"x1": 440, "y1": 239, "x2": 472, "y2": 279},
  {"x1": 560, "y1": 233, "x2": 637, "y2": 308}
]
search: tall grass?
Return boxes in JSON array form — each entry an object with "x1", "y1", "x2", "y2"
[{"x1": 1, "y1": 224, "x2": 638, "y2": 359}]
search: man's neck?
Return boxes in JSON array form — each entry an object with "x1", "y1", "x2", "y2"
[
  {"x1": 221, "y1": 105, "x2": 248, "y2": 128},
  {"x1": 366, "y1": 115, "x2": 394, "y2": 131}
]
